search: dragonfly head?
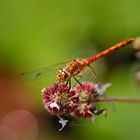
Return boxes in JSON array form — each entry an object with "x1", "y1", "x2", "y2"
[{"x1": 56, "y1": 68, "x2": 71, "y2": 82}]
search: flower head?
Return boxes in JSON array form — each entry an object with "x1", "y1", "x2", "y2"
[
  {"x1": 71, "y1": 82, "x2": 97, "y2": 118},
  {"x1": 72, "y1": 103, "x2": 95, "y2": 118},
  {"x1": 42, "y1": 81, "x2": 111, "y2": 131},
  {"x1": 72, "y1": 82, "x2": 111, "y2": 119},
  {"x1": 42, "y1": 82, "x2": 79, "y2": 116},
  {"x1": 74, "y1": 82, "x2": 102, "y2": 101}
]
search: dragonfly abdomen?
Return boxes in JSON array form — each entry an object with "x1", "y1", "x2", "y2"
[{"x1": 85, "y1": 38, "x2": 135, "y2": 65}]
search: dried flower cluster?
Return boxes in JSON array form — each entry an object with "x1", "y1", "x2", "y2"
[
  {"x1": 42, "y1": 82, "x2": 79, "y2": 116},
  {"x1": 42, "y1": 82, "x2": 109, "y2": 130}
]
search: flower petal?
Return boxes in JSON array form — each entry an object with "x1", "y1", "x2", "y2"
[
  {"x1": 58, "y1": 116, "x2": 68, "y2": 131},
  {"x1": 102, "y1": 83, "x2": 112, "y2": 91},
  {"x1": 50, "y1": 102, "x2": 60, "y2": 110}
]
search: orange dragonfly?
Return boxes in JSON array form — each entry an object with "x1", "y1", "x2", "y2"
[
  {"x1": 56, "y1": 38, "x2": 135, "y2": 85},
  {"x1": 20, "y1": 38, "x2": 135, "y2": 86}
]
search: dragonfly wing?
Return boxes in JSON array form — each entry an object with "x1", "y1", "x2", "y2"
[
  {"x1": 18, "y1": 61, "x2": 70, "y2": 81},
  {"x1": 103, "y1": 93, "x2": 117, "y2": 112},
  {"x1": 97, "y1": 83, "x2": 117, "y2": 112},
  {"x1": 99, "y1": 83, "x2": 116, "y2": 111},
  {"x1": 19, "y1": 67, "x2": 51, "y2": 80}
]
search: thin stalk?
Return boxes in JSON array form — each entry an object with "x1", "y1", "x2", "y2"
[{"x1": 94, "y1": 97, "x2": 140, "y2": 103}]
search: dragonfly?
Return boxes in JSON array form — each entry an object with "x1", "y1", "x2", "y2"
[
  {"x1": 20, "y1": 38, "x2": 135, "y2": 86},
  {"x1": 56, "y1": 38, "x2": 135, "y2": 85}
]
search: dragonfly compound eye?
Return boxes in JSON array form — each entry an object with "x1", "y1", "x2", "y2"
[{"x1": 56, "y1": 68, "x2": 71, "y2": 82}]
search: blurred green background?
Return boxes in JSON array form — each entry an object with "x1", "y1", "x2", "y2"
[{"x1": 0, "y1": 0, "x2": 140, "y2": 140}]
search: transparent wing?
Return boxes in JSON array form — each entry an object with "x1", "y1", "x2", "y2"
[
  {"x1": 98, "y1": 84, "x2": 117, "y2": 112},
  {"x1": 18, "y1": 39, "x2": 97, "y2": 81},
  {"x1": 103, "y1": 92, "x2": 117, "y2": 112},
  {"x1": 86, "y1": 66, "x2": 117, "y2": 111},
  {"x1": 18, "y1": 61, "x2": 70, "y2": 81}
]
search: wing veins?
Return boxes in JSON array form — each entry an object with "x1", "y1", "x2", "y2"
[{"x1": 19, "y1": 60, "x2": 70, "y2": 80}]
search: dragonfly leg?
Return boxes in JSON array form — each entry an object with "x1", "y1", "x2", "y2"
[
  {"x1": 73, "y1": 77, "x2": 82, "y2": 86},
  {"x1": 65, "y1": 79, "x2": 72, "y2": 90},
  {"x1": 68, "y1": 79, "x2": 71, "y2": 89},
  {"x1": 72, "y1": 76, "x2": 83, "y2": 88},
  {"x1": 66, "y1": 80, "x2": 69, "y2": 86}
]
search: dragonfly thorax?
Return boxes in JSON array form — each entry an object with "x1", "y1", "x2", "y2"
[{"x1": 56, "y1": 59, "x2": 87, "y2": 82}]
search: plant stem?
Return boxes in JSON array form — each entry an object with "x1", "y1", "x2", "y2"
[{"x1": 94, "y1": 97, "x2": 140, "y2": 103}]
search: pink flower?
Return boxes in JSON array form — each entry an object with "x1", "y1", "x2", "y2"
[
  {"x1": 73, "y1": 104, "x2": 95, "y2": 118},
  {"x1": 42, "y1": 82, "x2": 79, "y2": 116},
  {"x1": 74, "y1": 82, "x2": 98, "y2": 101},
  {"x1": 42, "y1": 81, "x2": 110, "y2": 127},
  {"x1": 71, "y1": 82, "x2": 97, "y2": 118},
  {"x1": 72, "y1": 82, "x2": 109, "y2": 119}
]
